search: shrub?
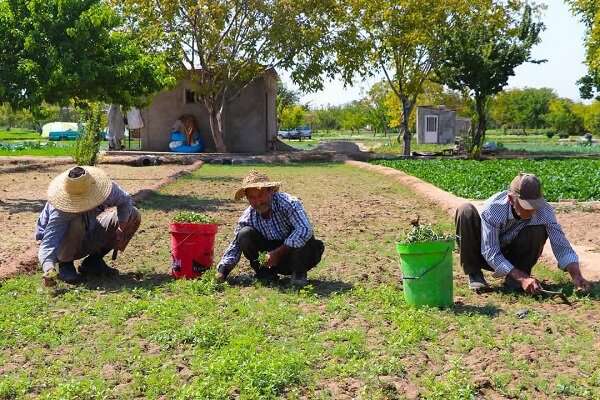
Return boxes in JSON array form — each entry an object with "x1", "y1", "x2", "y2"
[
  {"x1": 545, "y1": 130, "x2": 555, "y2": 139},
  {"x1": 558, "y1": 132, "x2": 569, "y2": 139},
  {"x1": 73, "y1": 102, "x2": 103, "y2": 165}
]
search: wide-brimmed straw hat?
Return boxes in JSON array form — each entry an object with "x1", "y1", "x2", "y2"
[
  {"x1": 234, "y1": 170, "x2": 281, "y2": 200},
  {"x1": 48, "y1": 166, "x2": 113, "y2": 213}
]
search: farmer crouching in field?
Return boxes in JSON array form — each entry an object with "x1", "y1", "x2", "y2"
[
  {"x1": 215, "y1": 170, "x2": 324, "y2": 287},
  {"x1": 36, "y1": 166, "x2": 141, "y2": 286},
  {"x1": 455, "y1": 172, "x2": 591, "y2": 293}
]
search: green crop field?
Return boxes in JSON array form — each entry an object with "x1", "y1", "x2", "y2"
[{"x1": 371, "y1": 158, "x2": 600, "y2": 201}]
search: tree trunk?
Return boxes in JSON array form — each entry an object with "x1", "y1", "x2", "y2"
[
  {"x1": 471, "y1": 95, "x2": 487, "y2": 160},
  {"x1": 206, "y1": 103, "x2": 227, "y2": 153},
  {"x1": 397, "y1": 97, "x2": 413, "y2": 157}
]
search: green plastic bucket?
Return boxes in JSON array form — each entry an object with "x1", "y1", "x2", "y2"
[{"x1": 396, "y1": 239, "x2": 455, "y2": 308}]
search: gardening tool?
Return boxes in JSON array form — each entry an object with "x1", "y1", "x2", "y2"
[{"x1": 538, "y1": 286, "x2": 571, "y2": 305}]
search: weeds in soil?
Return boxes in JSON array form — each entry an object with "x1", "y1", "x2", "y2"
[{"x1": 398, "y1": 223, "x2": 456, "y2": 244}]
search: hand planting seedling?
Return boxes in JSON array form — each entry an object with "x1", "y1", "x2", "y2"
[
  {"x1": 172, "y1": 211, "x2": 216, "y2": 224},
  {"x1": 398, "y1": 222, "x2": 455, "y2": 244}
]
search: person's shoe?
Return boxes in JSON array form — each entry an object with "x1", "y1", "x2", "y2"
[
  {"x1": 468, "y1": 272, "x2": 489, "y2": 290},
  {"x1": 79, "y1": 255, "x2": 119, "y2": 277},
  {"x1": 57, "y1": 262, "x2": 82, "y2": 284},
  {"x1": 291, "y1": 271, "x2": 308, "y2": 287},
  {"x1": 215, "y1": 271, "x2": 227, "y2": 283},
  {"x1": 255, "y1": 268, "x2": 279, "y2": 283}
]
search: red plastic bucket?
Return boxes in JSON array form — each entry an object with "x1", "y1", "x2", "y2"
[{"x1": 169, "y1": 222, "x2": 218, "y2": 279}]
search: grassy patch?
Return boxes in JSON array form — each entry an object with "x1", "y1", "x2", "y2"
[
  {"x1": 372, "y1": 158, "x2": 600, "y2": 201},
  {"x1": 0, "y1": 129, "x2": 40, "y2": 140},
  {"x1": 1, "y1": 163, "x2": 599, "y2": 398}
]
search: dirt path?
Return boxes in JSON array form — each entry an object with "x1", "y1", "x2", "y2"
[
  {"x1": 0, "y1": 162, "x2": 202, "y2": 278},
  {"x1": 347, "y1": 160, "x2": 600, "y2": 280}
]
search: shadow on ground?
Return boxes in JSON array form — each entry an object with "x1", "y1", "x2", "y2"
[
  {"x1": 227, "y1": 273, "x2": 353, "y2": 297},
  {"x1": 0, "y1": 198, "x2": 45, "y2": 214},
  {"x1": 137, "y1": 193, "x2": 237, "y2": 212},
  {"x1": 50, "y1": 272, "x2": 172, "y2": 296},
  {"x1": 452, "y1": 303, "x2": 502, "y2": 317}
]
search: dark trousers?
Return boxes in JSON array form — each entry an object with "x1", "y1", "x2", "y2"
[
  {"x1": 234, "y1": 226, "x2": 324, "y2": 276},
  {"x1": 455, "y1": 203, "x2": 547, "y2": 276}
]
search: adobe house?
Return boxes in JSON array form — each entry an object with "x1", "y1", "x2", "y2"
[
  {"x1": 416, "y1": 105, "x2": 471, "y2": 144},
  {"x1": 138, "y1": 68, "x2": 278, "y2": 153}
]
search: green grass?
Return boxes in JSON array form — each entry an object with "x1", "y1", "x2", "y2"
[
  {"x1": 1, "y1": 164, "x2": 599, "y2": 398},
  {"x1": 372, "y1": 158, "x2": 600, "y2": 201},
  {"x1": 0, "y1": 129, "x2": 40, "y2": 140}
]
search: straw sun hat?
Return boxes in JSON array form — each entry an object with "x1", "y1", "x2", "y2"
[
  {"x1": 234, "y1": 170, "x2": 281, "y2": 201},
  {"x1": 47, "y1": 166, "x2": 113, "y2": 213}
]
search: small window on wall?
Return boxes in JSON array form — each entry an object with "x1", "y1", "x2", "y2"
[
  {"x1": 184, "y1": 89, "x2": 197, "y2": 104},
  {"x1": 425, "y1": 115, "x2": 438, "y2": 133}
]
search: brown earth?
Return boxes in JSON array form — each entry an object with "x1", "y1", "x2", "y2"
[
  {"x1": 0, "y1": 161, "x2": 201, "y2": 278},
  {"x1": 347, "y1": 160, "x2": 600, "y2": 281}
]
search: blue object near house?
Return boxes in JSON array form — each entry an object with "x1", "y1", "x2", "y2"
[
  {"x1": 168, "y1": 131, "x2": 204, "y2": 153},
  {"x1": 48, "y1": 129, "x2": 80, "y2": 141}
]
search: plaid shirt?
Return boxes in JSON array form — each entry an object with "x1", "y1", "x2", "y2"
[
  {"x1": 217, "y1": 192, "x2": 313, "y2": 270},
  {"x1": 481, "y1": 191, "x2": 578, "y2": 276}
]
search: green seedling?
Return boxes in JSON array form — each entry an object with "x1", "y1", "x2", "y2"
[
  {"x1": 172, "y1": 211, "x2": 216, "y2": 224},
  {"x1": 258, "y1": 251, "x2": 268, "y2": 267}
]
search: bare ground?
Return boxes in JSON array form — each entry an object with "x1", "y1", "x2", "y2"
[{"x1": 0, "y1": 162, "x2": 199, "y2": 277}]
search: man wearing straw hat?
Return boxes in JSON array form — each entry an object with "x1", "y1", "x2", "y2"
[
  {"x1": 36, "y1": 166, "x2": 141, "y2": 285},
  {"x1": 455, "y1": 172, "x2": 591, "y2": 293},
  {"x1": 215, "y1": 170, "x2": 324, "y2": 286}
]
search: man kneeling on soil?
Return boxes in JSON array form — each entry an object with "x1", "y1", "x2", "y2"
[
  {"x1": 36, "y1": 166, "x2": 141, "y2": 285},
  {"x1": 215, "y1": 170, "x2": 324, "y2": 286},
  {"x1": 455, "y1": 172, "x2": 591, "y2": 293}
]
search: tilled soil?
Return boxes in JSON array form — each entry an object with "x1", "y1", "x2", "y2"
[{"x1": 0, "y1": 162, "x2": 192, "y2": 276}]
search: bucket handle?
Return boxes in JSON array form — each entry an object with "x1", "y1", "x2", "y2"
[
  {"x1": 170, "y1": 233, "x2": 197, "y2": 265},
  {"x1": 401, "y1": 248, "x2": 452, "y2": 281}
]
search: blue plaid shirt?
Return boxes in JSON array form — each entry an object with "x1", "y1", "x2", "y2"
[
  {"x1": 481, "y1": 191, "x2": 578, "y2": 276},
  {"x1": 217, "y1": 192, "x2": 313, "y2": 270}
]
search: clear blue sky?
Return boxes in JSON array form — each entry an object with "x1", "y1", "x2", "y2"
[{"x1": 280, "y1": 0, "x2": 588, "y2": 107}]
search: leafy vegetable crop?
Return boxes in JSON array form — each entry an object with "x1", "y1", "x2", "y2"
[{"x1": 372, "y1": 159, "x2": 600, "y2": 201}]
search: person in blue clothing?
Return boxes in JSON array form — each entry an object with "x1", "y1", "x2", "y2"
[{"x1": 169, "y1": 114, "x2": 204, "y2": 153}]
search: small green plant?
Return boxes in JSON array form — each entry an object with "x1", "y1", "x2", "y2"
[
  {"x1": 172, "y1": 211, "x2": 216, "y2": 224},
  {"x1": 398, "y1": 223, "x2": 455, "y2": 244},
  {"x1": 257, "y1": 251, "x2": 268, "y2": 266}
]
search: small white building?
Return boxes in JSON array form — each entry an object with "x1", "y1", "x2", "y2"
[{"x1": 416, "y1": 105, "x2": 470, "y2": 144}]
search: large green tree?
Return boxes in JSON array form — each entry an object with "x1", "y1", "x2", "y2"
[
  {"x1": 334, "y1": 0, "x2": 465, "y2": 155},
  {"x1": 490, "y1": 87, "x2": 557, "y2": 132},
  {"x1": 567, "y1": 0, "x2": 600, "y2": 99},
  {"x1": 545, "y1": 98, "x2": 585, "y2": 136},
  {"x1": 0, "y1": 0, "x2": 168, "y2": 110},
  {"x1": 436, "y1": 2, "x2": 544, "y2": 158},
  {"x1": 117, "y1": 0, "x2": 336, "y2": 152}
]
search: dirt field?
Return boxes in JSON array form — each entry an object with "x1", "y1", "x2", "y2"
[{"x1": 0, "y1": 162, "x2": 194, "y2": 276}]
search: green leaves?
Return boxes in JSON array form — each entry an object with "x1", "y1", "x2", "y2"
[
  {"x1": 373, "y1": 158, "x2": 600, "y2": 202},
  {"x1": 172, "y1": 211, "x2": 216, "y2": 224},
  {"x1": 398, "y1": 224, "x2": 455, "y2": 244},
  {"x1": 0, "y1": 0, "x2": 168, "y2": 109}
]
